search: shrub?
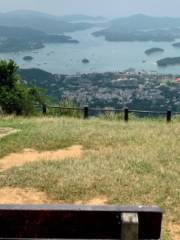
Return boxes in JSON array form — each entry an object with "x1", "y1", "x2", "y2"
[
  {"x1": 0, "y1": 60, "x2": 43, "y2": 115},
  {"x1": 48, "y1": 98, "x2": 82, "y2": 118}
]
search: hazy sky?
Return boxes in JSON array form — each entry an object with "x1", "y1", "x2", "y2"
[{"x1": 0, "y1": 0, "x2": 180, "y2": 17}]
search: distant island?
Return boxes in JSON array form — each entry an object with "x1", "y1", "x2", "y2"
[
  {"x1": 157, "y1": 57, "x2": 180, "y2": 66},
  {"x1": 82, "y1": 58, "x2": 90, "y2": 64},
  {"x1": 172, "y1": 42, "x2": 180, "y2": 48},
  {"x1": 93, "y1": 28, "x2": 177, "y2": 42},
  {"x1": 23, "y1": 56, "x2": 33, "y2": 61},
  {"x1": 145, "y1": 48, "x2": 164, "y2": 55}
]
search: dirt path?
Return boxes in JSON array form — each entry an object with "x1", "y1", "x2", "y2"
[
  {"x1": 0, "y1": 144, "x2": 108, "y2": 205},
  {"x1": 0, "y1": 145, "x2": 82, "y2": 171},
  {"x1": 0, "y1": 127, "x2": 19, "y2": 139}
]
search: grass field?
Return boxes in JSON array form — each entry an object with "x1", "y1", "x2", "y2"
[{"x1": 0, "y1": 116, "x2": 179, "y2": 239}]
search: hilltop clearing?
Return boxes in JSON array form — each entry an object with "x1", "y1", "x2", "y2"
[{"x1": 0, "y1": 116, "x2": 179, "y2": 239}]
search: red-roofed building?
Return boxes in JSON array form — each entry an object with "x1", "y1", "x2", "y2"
[{"x1": 176, "y1": 78, "x2": 180, "y2": 83}]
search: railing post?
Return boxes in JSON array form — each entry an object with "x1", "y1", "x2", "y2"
[
  {"x1": 166, "y1": 110, "x2": 171, "y2": 123},
  {"x1": 84, "y1": 106, "x2": 89, "y2": 119},
  {"x1": 42, "y1": 104, "x2": 47, "y2": 115},
  {"x1": 124, "y1": 108, "x2": 129, "y2": 122}
]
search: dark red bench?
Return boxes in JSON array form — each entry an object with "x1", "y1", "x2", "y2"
[{"x1": 0, "y1": 204, "x2": 163, "y2": 239}]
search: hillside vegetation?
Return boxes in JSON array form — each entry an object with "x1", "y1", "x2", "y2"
[
  {"x1": 19, "y1": 68, "x2": 180, "y2": 112},
  {"x1": 0, "y1": 116, "x2": 179, "y2": 239}
]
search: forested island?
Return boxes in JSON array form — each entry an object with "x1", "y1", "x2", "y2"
[
  {"x1": 82, "y1": 58, "x2": 90, "y2": 64},
  {"x1": 157, "y1": 57, "x2": 180, "y2": 66},
  {"x1": 23, "y1": 56, "x2": 34, "y2": 61},
  {"x1": 93, "y1": 29, "x2": 177, "y2": 42},
  {"x1": 93, "y1": 14, "x2": 180, "y2": 42},
  {"x1": 145, "y1": 48, "x2": 164, "y2": 55}
]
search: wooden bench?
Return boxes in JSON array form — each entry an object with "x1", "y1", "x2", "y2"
[{"x1": 0, "y1": 205, "x2": 163, "y2": 240}]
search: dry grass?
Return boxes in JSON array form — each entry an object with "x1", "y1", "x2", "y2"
[{"x1": 0, "y1": 116, "x2": 180, "y2": 239}]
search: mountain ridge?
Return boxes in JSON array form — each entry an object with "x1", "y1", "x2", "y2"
[{"x1": 0, "y1": 10, "x2": 96, "y2": 34}]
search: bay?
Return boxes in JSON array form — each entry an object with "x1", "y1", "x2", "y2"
[{"x1": 1, "y1": 27, "x2": 180, "y2": 74}]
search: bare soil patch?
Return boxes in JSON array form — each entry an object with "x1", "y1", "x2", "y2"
[
  {"x1": 0, "y1": 186, "x2": 107, "y2": 205},
  {"x1": 0, "y1": 127, "x2": 19, "y2": 139},
  {"x1": 0, "y1": 187, "x2": 53, "y2": 204},
  {"x1": 167, "y1": 222, "x2": 180, "y2": 240},
  {"x1": 0, "y1": 145, "x2": 82, "y2": 171}
]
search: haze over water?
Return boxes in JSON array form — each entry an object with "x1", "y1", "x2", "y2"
[{"x1": 1, "y1": 0, "x2": 180, "y2": 18}]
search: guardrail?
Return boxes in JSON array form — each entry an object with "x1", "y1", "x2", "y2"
[{"x1": 42, "y1": 104, "x2": 180, "y2": 123}]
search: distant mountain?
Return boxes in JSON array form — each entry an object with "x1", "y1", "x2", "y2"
[
  {"x1": 93, "y1": 14, "x2": 180, "y2": 42},
  {"x1": 0, "y1": 10, "x2": 95, "y2": 34},
  {"x1": 110, "y1": 14, "x2": 180, "y2": 31},
  {"x1": 58, "y1": 14, "x2": 106, "y2": 22},
  {"x1": 6, "y1": 10, "x2": 106, "y2": 22},
  {"x1": 5, "y1": 10, "x2": 54, "y2": 18}
]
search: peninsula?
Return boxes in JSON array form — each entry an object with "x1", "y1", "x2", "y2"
[{"x1": 0, "y1": 25, "x2": 79, "y2": 53}]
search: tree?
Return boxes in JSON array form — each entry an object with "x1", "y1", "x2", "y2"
[{"x1": 0, "y1": 60, "x2": 41, "y2": 115}]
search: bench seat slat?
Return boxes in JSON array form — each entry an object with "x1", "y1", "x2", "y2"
[{"x1": 0, "y1": 205, "x2": 162, "y2": 239}]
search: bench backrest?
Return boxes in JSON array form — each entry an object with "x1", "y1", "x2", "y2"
[{"x1": 0, "y1": 205, "x2": 162, "y2": 239}]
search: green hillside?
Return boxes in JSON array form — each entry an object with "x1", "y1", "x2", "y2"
[{"x1": 18, "y1": 68, "x2": 180, "y2": 112}]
